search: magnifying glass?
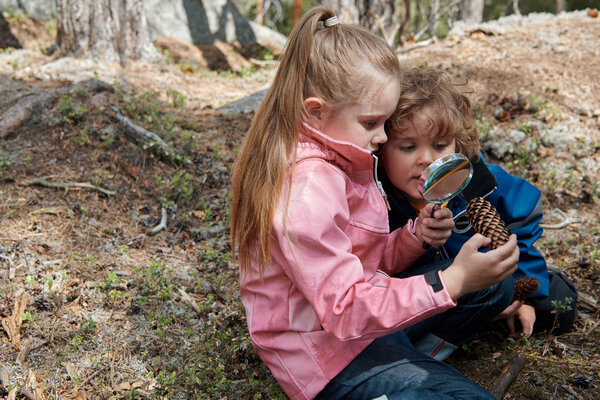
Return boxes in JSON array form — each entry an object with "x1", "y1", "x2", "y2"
[
  {"x1": 418, "y1": 153, "x2": 473, "y2": 206},
  {"x1": 417, "y1": 153, "x2": 473, "y2": 248}
]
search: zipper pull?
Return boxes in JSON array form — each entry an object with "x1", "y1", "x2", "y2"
[
  {"x1": 372, "y1": 154, "x2": 391, "y2": 210},
  {"x1": 377, "y1": 180, "x2": 391, "y2": 210}
]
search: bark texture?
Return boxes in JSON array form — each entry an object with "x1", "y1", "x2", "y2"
[
  {"x1": 458, "y1": 0, "x2": 483, "y2": 23},
  {"x1": 56, "y1": 0, "x2": 157, "y2": 64}
]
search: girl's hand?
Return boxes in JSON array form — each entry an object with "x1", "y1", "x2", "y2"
[
  {"x1": 441, "y1": 234, "x2": 519, "y2": 300},
  {"x1": 415, "y1": 204, "x2": 454, "y2": 248}
]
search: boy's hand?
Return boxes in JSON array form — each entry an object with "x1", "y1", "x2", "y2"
[
  {"x1": 415, "y1": 204, "x2": 454, "y2": 248},
  {"x1": 495, "y1": 302, "x2": 536, "y2": 339}
]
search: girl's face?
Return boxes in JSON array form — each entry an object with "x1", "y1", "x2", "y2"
[
  {"x1": 307, "y1": 73, "x2": 401, "y2": 153},
  {"x1": 381, "y1": 106, "x2": 456, "y2": 208}
]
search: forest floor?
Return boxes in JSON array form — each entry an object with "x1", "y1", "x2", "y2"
[{"x1": 0, "y1": 8, "x2": 599, "y2": 400}]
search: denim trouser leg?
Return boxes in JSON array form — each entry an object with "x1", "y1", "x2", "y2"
[
  {"x1": 315, "y1": 258, "x2": 513, "y2": 399},
  {"x1": 315, "y1": 331, "x2": 495, "y2": 400},
  {"x1": 398, "y1": 259, "x2": 514, "y2": 348}
]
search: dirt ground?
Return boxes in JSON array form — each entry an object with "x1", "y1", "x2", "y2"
[{"x1": 0, "y1": 9, "x2": 599, "y2": 400}]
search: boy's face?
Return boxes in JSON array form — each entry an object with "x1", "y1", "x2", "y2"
[{"x1": 381, "y1": 106, "x2": 456, "y2": 207}]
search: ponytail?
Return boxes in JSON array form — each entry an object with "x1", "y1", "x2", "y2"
[{"x1": 231, "y1": 7, "x2": 400, "y2": 276}]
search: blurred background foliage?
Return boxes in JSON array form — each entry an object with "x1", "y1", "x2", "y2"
[{"x1": 233, "y1": 0, "x2": 598, "y2": 39}]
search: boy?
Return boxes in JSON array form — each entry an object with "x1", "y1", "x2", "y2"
[{"x1": 380, "y1": 64, "x2": 577, "y2": 339}]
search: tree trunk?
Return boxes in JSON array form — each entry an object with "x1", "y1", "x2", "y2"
[
  {"x1": 320, "y1": 0, "x2": 396, "y2": 40},
  {"x1": 428, "y1": 0, "x2": 440, "y2": 38},
  {"x1": 256, "y1": 0, "x2": 264, "y2": 25},
  {"x1": 293, "y1": 0, "x2": 303, "y2": 26},
  {"x1": 399, "y1": 0, "x2": 410, "y2": 38},
  {"x1": 55, "y1": 0, "x2": 158, "y2": 65},
  {"x1": 555, "y1": 0, "x2": 564, "y2": 13},
  {"x1": 458, "y1": 0, "x2": 483, "y2": 23}
]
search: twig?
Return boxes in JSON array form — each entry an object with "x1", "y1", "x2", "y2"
[
  {"x1": 411, "y1": 0, "x2": 462, "y2": 43},
  {"x1": 397, "y1": 38, "x2": 436, "y2": 54},
  {"x1": 489, "y1": 352, "x2": 527, "y2": 399},
  {"x1": 248, "y1": 58, "x2": 278, "y2": 67},
  {"x1": 539, "y1": 208, "x2": 577, "y2": 229},
  {"x1": 577, "y1": 292, "x2": 598, "y2": 311},
  {"x1": 148, "y1": 207, "x2": 167, "y2": 236},
  {"x1": 178, "y1": 287, "x2": 202, "y2": 315},
  {"x1": 111, "y1": 106, "x2": 189, "y2": 165},
  {"x1": 535, "y1": 356, "x2": 596, "y2": 366},
  {"x1": 75, "y1": 365, "x2": 106, "y2": 389},
  {"x1": 21, "y1": 177, "x2": 116, "y2": 196}
]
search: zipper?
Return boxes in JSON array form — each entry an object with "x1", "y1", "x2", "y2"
[{"x1": 372, "y1": 154, "x2": 391, "y2": 210}]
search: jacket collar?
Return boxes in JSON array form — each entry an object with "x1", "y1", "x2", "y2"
[{"x1": 297, "y1": 123, "x2": 375, "y2": 172}]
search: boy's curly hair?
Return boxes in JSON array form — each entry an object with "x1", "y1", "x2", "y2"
[{"x1": 386, "y1": 64, "x2": 480, "y2": 159}]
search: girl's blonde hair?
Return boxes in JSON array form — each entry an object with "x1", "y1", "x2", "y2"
[
  {"x1": 386, "y1": 64, "x2": 480, "y2": 159},
  {"x1": 231, "y1": 7, "x2": 400, "y2": 276}
]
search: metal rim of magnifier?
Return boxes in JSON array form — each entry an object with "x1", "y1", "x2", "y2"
[{"x1": 418, "y1": 153, "x2": 473, "y2": 204}]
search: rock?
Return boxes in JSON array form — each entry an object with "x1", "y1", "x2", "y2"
[
  {"x1": 153, "y1": 36, "x2": 208, "y2": 69},
  {"x1": 212, "y1": 41, "x2": 252, "y2": 72},
  {"x1": 144, "y1": 0, "x2": 286, "y2": 54},
  {"x1": 218, "y1": 89, "x2": 267, "y2": 114}
]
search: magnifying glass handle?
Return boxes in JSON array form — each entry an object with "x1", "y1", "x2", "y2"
[{"x1": 422, "y1": 204, "x2": 443, "y2": 249}]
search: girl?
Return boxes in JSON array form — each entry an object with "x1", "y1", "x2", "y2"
[
  {"x1": 231, "y1": 8, "x2": 519, "y2": 400},
  {"x1": 380, "y1": 64, "x2": 576, "y2": 341}
]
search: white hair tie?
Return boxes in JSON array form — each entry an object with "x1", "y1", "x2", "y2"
[{"x1": 324, "y1": 16, "x2": 339, "y2": 27}]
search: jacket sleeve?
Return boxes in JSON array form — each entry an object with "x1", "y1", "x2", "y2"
[
  {"x1": 487, "y1": 164, "x2": 550, "y2": 298},
  {"x1": 380, "y1": 219, "x2": 428, "y2": 276},
  {"x1": 272, "y1": 159, "x2": 456, "y2": 341}
]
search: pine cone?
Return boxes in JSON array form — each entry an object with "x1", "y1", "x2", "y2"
[
  {"x1": 513, "y1": 277, "x2": 540, "y2": 301},
  {"x1": 465, "y1": 197, "x2": 510, "y2": 250}
]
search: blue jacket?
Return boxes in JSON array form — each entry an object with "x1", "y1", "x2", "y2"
[{"x1": 381, "y1": 155, "x2": 550, "y2": 299}]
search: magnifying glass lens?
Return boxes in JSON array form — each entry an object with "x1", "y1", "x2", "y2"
[{"x1": 420, "y1": 154, "x2": 473, "y2": 204}]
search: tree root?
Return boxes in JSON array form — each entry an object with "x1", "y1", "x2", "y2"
[
  {"x1": 0, "y1": 79, "x2": 113, "y2": 138},
  {"x1": 0, "y1": 79, "x2": 188, "y2": 166},
  {"x1": 21, "y1": 177, "x2": 116, "y2": 196},
  {"x1": 111, "y1": 106, "x2": 189, "y2": 165}
]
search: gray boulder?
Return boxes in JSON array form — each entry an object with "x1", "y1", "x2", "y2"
[
  {"x1": 0, "y1": 0, "x2": 55, "y2": 20},
  {"x1": 144, "y1": 0, "x2": 286, "y2": 53}
]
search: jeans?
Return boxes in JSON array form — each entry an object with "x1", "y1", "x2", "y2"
[
  {"x1": 316, "y1": 259, "x2": 514, "y2": 400},
  {"x1": 401, "y1": 259, "x2": 515, "y2": 349}
]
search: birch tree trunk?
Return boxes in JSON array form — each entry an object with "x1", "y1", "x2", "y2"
[
  {"x1": 458, "y1": 0, "x2": 483, "y2": 23},
  {"x1": 55, "y1": 0, "x2": 158, "y2": 65}
]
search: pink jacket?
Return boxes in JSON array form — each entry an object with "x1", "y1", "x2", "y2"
[{"x1": 240, "y1": 124, "x2": 456, "y2": 399}]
